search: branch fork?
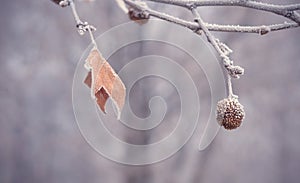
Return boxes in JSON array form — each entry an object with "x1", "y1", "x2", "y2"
[
  {"x1": 51, "y1": 0, "x2": 126, "y2": 118},
  {"x1": 121, "y1": 0, "x2": 299, "y2": 98},
  {"x1": 76, "y1": 22, "x2": 96, "y2": 35},
  {"x1": 51, "y1": 0, "x2": 300, "y2": 128}
]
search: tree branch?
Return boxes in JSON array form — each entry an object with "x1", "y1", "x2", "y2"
[
  {"x1": 52, "y1": 0, "x2": 97, "y2": 47},
  {"x1": 122, "y1": 0, "x2": 299, "y2": 97},
  {"x1": 191, "y1": 7, "x2": 236, "y2": 97},
  {"x1": 124, "y1": 0, "x2": 299, "y2": 34},
  {"x1": 146, "y1": 0, "x2": 300, "y2": 23}
]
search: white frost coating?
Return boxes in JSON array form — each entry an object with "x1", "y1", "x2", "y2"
[
  {"x1": 123, "y1": 0, "x2": 299, "y2": 98},
  {"x1": 128, "y1": 0, "x2": 300, "y2": 33},
  {"x1": 258, "y1": 25, "x2": 271, "y2": 35}
]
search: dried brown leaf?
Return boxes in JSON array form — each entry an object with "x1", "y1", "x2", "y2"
[{"x1": 84, "y1": 48, "x2": 126, "y2": 119}]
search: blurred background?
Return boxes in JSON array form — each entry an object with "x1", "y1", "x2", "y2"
[{"x1": 0, "y1": 0, "x2": 300, "y2": 183}]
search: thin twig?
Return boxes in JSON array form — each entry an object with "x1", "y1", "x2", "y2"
[
  {"x1": 66, "y1": 0, "x2": 97, "y2": 47},
  {"x1": 69, "y1": 0, "x2": 83, "y2": 25},
  {"x1": 87, "y1": 26, "x2": 97, "y2": 48},
  {"x1": 146, "y1": 0, "x2": 300, "y2": 23},
  {"x1": 226, "y1": 75, "x2": 234, "y2": 98},
  {"x1": 146, "y1": 0, "x2": 300, "y2": 11},
  {"x1": 191, "y1": 7, "x2": 225, "y2": 59},
  {"x1": 191, "y1": 7, "x2": 235, "y2": 97}
]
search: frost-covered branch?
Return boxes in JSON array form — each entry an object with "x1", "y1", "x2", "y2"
[
  {"x1": 51, "y1": 0, "x2": 97, "y2": 47},
  {"x1": 146, "y1": 0, "x2": 300, "y2": 23},
  {"x1": 191, "y1": 6, "x2": 238, "y2": 97},
  {"x1": 50, "y1": 0, "x2": 300, "y2": 130},
  {"x1": 122, "y1": 0, "x2": 300, "y2": 98},
  {"x1": 124, "y1": 0, "x2": 299, "y2": 34}
]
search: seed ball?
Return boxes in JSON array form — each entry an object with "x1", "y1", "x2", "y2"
[{"x1": 216, "y1": 97, "x2": 245, "y2": 130}]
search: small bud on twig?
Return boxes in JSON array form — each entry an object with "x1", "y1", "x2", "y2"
[
  {"x1": 259, "y1": 25, "x2": 271, "y2": 35},
  {"x1": 51, "y1": 0, "x2": 70, "y2": 7},
  {"x1": 128, "y1": 8, "x2": 150, "y2": 24}
]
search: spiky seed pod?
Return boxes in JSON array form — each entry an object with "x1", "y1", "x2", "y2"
[{"x1": 216, "y1": 97, "x2": 245, "y2": 130}]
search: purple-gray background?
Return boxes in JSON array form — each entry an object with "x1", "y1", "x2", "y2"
[{"x1": 0, "y1": 0, "x2": 299, "y2": 183}]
